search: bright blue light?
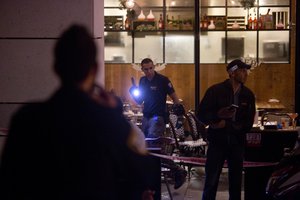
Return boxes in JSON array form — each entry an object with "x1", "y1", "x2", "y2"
[{"x1": 132, "y1": 88, "x2": 140, "y2": 97}]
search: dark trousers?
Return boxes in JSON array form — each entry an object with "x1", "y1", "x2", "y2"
[{"x1": 202, "y1": 142, "x2": 244, "y2": 200}]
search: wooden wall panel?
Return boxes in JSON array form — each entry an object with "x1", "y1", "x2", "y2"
[
  {"x1": 105, "y1": 62, "x2": 295, "y2": 112},
  {"x1": 104, "y1": 64, "x2": 195, "y2": 110}
]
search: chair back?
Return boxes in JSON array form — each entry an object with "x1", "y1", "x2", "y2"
[
  {"x1": 185, "y1": 110, "x2": 207, "y2": 141},
  {"x1": 168, "y1": 113, "x2": 185, "y2": 150}
]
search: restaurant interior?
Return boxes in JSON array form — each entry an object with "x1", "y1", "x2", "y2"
[{"x1": 0, "y1": 0, "x2": 300, "y2": 199}]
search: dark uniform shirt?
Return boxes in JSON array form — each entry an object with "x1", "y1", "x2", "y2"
[{"x1": 139, "y1": 72, "x2": 175, "y2": 120}]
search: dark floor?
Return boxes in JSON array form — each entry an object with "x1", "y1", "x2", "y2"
[{"x1": 161, "y1": 167, "x2": 244, "y2": 200}]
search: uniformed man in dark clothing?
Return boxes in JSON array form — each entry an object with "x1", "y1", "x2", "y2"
[
  {"x1": 129, "y1": 58, "x2": 187, "y2": 189},
  {"x1": 130, "y1": 58, "x2": 180, "y2": 138},
  {"x1": 198, "y1": 59, "x2": 256, "y2": 200}
]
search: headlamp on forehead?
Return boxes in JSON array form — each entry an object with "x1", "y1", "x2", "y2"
[
  {"x1": 228, "y1": 65, "x2": 238, "y2": 72},
  {"x1": 227, "y1": 59, "x2": 251, "y2": 72}
]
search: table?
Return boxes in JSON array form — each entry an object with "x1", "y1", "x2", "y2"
[{"x1": 244, "y1": 127, "x2": 299, "y2": 200}]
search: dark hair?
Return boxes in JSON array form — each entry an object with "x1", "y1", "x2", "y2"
[
  {"x1": 54, "y1": 24, "x2": 97, "y2": 85},
  {"x1": 141, "y1": 58, "x2": 153, "y2": 66}
]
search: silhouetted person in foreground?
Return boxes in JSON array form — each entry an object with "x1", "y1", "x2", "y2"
[{"x1": 0, "y1": 25, "x2": 154, "y2": 200}]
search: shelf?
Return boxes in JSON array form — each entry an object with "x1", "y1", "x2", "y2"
[
  {"x1": 104, "y1": 0, "x2": 291, "y2": 64},
  {"x1": 104, "y1": 29, "x2": 290, "y2": 32}
]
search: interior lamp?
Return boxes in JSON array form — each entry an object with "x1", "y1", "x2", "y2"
[{"x1": 125, "y1": 0, "x2": 135, "y2": 9}]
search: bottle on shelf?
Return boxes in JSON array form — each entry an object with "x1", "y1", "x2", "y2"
[
  {"x1": 199, "y1": 15, "x2": 203, "y2": 29},
  {"x1": 232, "y1": 20, "x2": 240, "y2": 29},
  {"x1": 158, "y1": 14, "x2": 164, "y2": 30},
  {"x1": 248, "y1": 14, "x2": 252, "y2": 30},
  {"x1": 171, "y1": 15, "x2": 177, "y2": 30},
  {"x1": 138, "y1": 10, "x2": 145, "y2": 20},
  {"x1": 202, "y1": 14, "x2": 208, "y2": 30},
  {"x1": 253, "y1": 13, "x2": 257, "y2": 29},
  {"x1": 147, "y1": 9, "x2": 155, "y2": 21},
  {"x1": 208, "y1": 19, "x2": 215, "y2": 30},
  {"x1": 258, "y1": 14, "x2": 263, "y2": 29},
  {"x1": 178, "y1": 15, "x2": 182, "y2": 30},
  {"x1": 125, "y1": 16, "x2": 131, "y2": 30},
  {"x1": 264, "y1": 8, "x2": 273, "y2": 29},
  {"x1": 166, "y1": 15, "x2": 170, "y2": 29},
  {"x1": 276, "y1": 19, "x2": 284, "y2": 29}
]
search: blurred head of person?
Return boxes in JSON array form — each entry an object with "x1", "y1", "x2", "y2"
[{"x1": 54, "y1": 24, "x2": 97, "y2": 89}]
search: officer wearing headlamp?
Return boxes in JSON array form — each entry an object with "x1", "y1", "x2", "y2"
[{"x1": 129, "y1": 58, "x2": 181, "y2": 138}]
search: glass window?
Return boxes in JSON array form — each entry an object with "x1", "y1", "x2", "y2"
[
  {"x1": 259, "y1": 0, "x2": 289, "y2": 6},
  {"x1": 227, "y1": 0, "x2": 247, "y2": 7},
  {"x1": 259, "y1": 30, "x2": 289, "y2": 63},
  {"x1": 165, "y1": 33, "x2": 194, "y2": 63},
  {"x1": 227, "y1": 31, "x2": 257, "y2": 62},
  {"x1": 165, "y1": 8, "x2": 194, "y2": 31},
  {"x1": 104, "y1": 32, "x2": 132, "y2": 63},
  {"x1": 134, "y1": 33, "x2": 163, "y2": 63},
  {"x1": 227, "y1": 0, "x2": 258, "y2": 8},
  {"x1": 201, "y1": 0, "x2": 225, "y2": 7},
  {"x1": 200, "y1": 32, "x2": 225, "y2": 63},
  {"x1": 104, "y1": 0, "x2": 120, "y2": 7},
  {"x1": 227, "y1": 8, "x2": 247, "y2": 30},
  {"x1": 166, "y1": 0, "x2": 194, "y2": 7},
  {"x1": 134, "y1": 0, "x2": 163, "y2": 7},
  {"x1": 200, "y1": 7, "x2": 225, "y2": 16},
  {"x1": 104, "y1": 8, "x2": 127, "y2": 31}
]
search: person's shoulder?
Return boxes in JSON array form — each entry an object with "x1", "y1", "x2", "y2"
[
  {"x1": 208, "y1": 80, "x2": 226, "y2": 90},
  {"x1": 13, "y1": 102, "x2": 46, "y2": 119},
  {"x1": 8, "y1": 101, "x2": 48, "y2": 136},
  {"x1": 155, "y1": 72, "x2": 171, "y2": 84},
  {"x1": 156, "y1": 72, "x2": 168, "y2": 79}
]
